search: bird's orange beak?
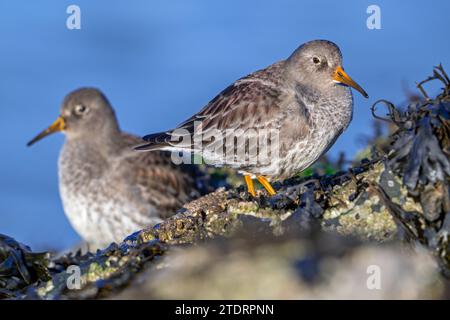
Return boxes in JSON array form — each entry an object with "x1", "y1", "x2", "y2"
[
  {"x1": 27, "y1": 116, "x2": 66, "y2": 146},
  {"x1": 333, "y1": 66, "x2": 369, "y2": 98}
]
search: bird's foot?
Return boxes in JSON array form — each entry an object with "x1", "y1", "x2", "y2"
[
  {"x1": 243, "y1": 175, "x2": 277, "y2": 198},
  {"x1": 257, "y1": 176, "x2": 277, "y2": 196},
  {"x1": 244, "y1": 175, "x2": 257, "y2": 197}
]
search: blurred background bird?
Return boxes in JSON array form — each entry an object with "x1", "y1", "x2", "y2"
[
  {"x1": 28, "y1": 88, "x2": 207, "y2": 249},
  {"x1": 136, "y1": 40, "x2": 368, "y2": 196}
]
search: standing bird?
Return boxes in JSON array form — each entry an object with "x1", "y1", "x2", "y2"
[
  {"x1": 136, "y1": 40, "x2": 368, "y2": 197},
  {"x1": 28, "y1": 88, "x2": 203, "y2": 248}
]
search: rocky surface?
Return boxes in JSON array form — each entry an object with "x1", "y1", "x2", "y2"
[{"x1": 1, "y1": 66, "x2": 449, "y2": 299}]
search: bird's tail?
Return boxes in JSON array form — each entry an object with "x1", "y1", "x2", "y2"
[{"x1": 134, "y1": 131, "x2": 173, "y2": 151}]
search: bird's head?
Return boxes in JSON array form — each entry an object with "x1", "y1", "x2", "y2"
[
  {"x1": 27, "y1": 88, "x2": 119, "y2": 146},
  {"x1": 286, "y1": 40, "x2": 368, "y2": 98}
]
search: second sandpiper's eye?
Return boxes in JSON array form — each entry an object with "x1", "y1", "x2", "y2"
[
  {"x1": 75, "y1": 105, "x2": 88, "y2": 115},
  {"x1": 312, "y1": 57, "x2": 321, "y2": 64}
]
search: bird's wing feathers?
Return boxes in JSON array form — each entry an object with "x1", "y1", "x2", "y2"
[
  {"x1": 139, "y1": 72, "x2": 293, "y2": 161},
  {"x1": 114, "y1": 133, "x2": 198, "y2": 218},
  {"x1": 180, "y1": 79, "x2": 286, "y2": 133}
]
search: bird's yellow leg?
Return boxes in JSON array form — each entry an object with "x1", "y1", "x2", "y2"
[
  {"x1": 257, "y1": 176, "x2": 276, "y2": 196},
  {"x1": 244, "y1": 175, "x2": 256, "y2": 197}
]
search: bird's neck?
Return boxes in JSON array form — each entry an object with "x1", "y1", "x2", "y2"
[
  {"x1": 65, "y1": 125, "x2": 122, "y2": 155},
  {"x1": 315, "y1": 87, "x2": 353, "y2": 131},
  {"x1": 295, "y1": 83, "x2": 353, "y2": 130}
]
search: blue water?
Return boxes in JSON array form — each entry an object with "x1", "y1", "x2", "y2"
[{"x1": 0, "y1": 0, "x2": 449, "y2": 251}]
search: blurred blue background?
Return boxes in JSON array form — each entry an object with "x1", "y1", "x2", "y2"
[{"x1": 0, "y1": 0, "x2": 449, "y2": 251}]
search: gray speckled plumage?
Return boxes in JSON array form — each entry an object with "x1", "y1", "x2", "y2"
[
  {"x1": 30, "y1": 88, "x2": 201, "y2": 248},
  {"x1": 138, "y1": 40, "x2": 367, "y2": 184}
]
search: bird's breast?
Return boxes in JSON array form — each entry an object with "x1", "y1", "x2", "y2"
[{"x1": 271, "y1": 91, "x2": 353, "y2": 179}]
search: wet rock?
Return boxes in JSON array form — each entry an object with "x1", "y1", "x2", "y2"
[{"x1": 115, "y1": 233, "x2": 444, "y2": 299}]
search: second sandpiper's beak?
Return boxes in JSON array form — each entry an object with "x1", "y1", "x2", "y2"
[
  {"x1": 27, "y1": 116, "x2": 66, "y2": 147},
  {"x1": 333, "y1": 66, "x2": 369, "y2": 98}
]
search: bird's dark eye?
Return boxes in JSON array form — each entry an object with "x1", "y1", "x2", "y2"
[
  {"x1": 75, "y1": 105, "x2": 88, "y2": 115},
  {"x1": 312, "y1": 57, "x2": 321, "y2": 64}
]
